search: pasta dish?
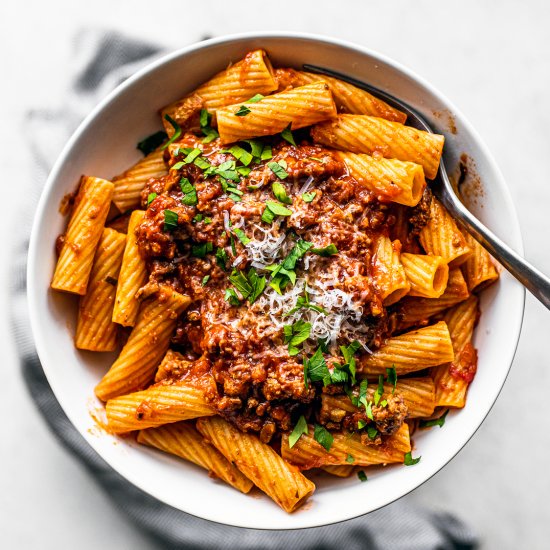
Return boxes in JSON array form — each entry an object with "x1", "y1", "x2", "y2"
[{"x1": 50, "y1": 49, "x2": 498, "y2": 513}]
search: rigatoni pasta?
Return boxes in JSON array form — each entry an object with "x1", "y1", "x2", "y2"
[{"x1": 50, "y1": 49, "x2": 498, "y2": 513}]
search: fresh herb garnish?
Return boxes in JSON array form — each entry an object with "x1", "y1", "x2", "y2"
[
  {"x1": 313, "y1": 424, "x2": 333, "y2": 452},
  {"x1": 302, "y1": 192, "x2": 316, "y2": 203},
  {"x1": 262, "y1": 201, "x2": 293, "y2": 224},
  {"x1": 374, "y1": 375, "x2": 384, "y2": 406},
  {"x1": 235, "y1": 105, "x2": 251, "y2": 116},
  {"x1": 184, "y1": 148, "x2": 202, "y2": 164},
  {"x1": 288, "y1": 416, "x2": 308, "y2": 448},
  {"x1": 339, "y1": 341, "x2": 361, "y2": 387},
  {"x1": 304, "y1": 347, "x2": 331, "y2": 386},
  {"x1": 229, "y1": 268, "x2": 266, "y2": 304},
  {"x1": 367, "y1": 426, "x2": 378, "y2": 440},
  {"x1": 272, "y1": 182, "x2": 292, "y2": 204},
  {"x1": 283, "y1": 320, "x2": 312, "y2": 356},
  {"x1": 357, "y1": 419, "x2": 366, "y2": 429},
  {"x1": 357, "y1": 470, "x2": 368, "y2": 482},
  {"x1": 137, "y1": 130, "x2": 167, "y2": 156},
  {"x1": 233, "y1": 228, "x2": 251, "y2": 245},
  {"x1": 224, "y1": 288, "x2": 241, "y2": 306},
  {"x1": 246, "y1": 93, "x2": 264, "y2": 103},
  {"x1": 215, "y1": 247, "x2": 228, "y2": 271},
  {"x1": 180, "y1": 177, "x2": 198, "y2": 206},
  {"x1": 346, "y1": 454, "x2": 355, "y2": 464},
  {"x1": 201, "y1": 275, "x2": 210, "y2": 286},
  {"x1": 281, "y1": 124, "x2": 296, "y2": 146},
  {"x1": 365, "y1": 400, "x2": 374, "y2": 421},
  {"x1": 404, "y1": 452, "x2": 421, "y2": 466},
  {"x1": 161, "y1": 114, "x2": 182, "y2": 150},
  {"x1": 194, "y1": 156, "x2": 212, "y2": 170},
  {"x1": 268, "y1": 160, "x2": 289, "y2": 180},
  {"x1": 163, "y1": 209, "x2": 179, "y2": 231},
  {"x1": 227, "y1": 145, "x2": 253, "y2": 166},
  {"x1": 199, "y1": 109, "x2": 219, "y2": 143},
  {"x1": 147, "y1": 192, "x2": 157, "y2": 206},
  {"x1": 268, "y1": 239, "x2": 313, "y2": 294},
  {"x1": 284, "y1": 287, "x2": 327, "y2": 317},
  {"x1": 419, "y1": 410, "x2": 449, "y2": 429},
  {"x1": 311, "y1": 244, "x2": 338, "y2": 257},
  {"x1": 191, "y1": 241, "x2": 213, "y2": 258},
  {"x1": 386, "y1": 366, "x2": 397, "y2": 394}
]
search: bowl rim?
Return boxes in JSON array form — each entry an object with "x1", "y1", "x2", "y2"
[{"x1": 27, "y1": 31, "x2": 526, "y2": 530}]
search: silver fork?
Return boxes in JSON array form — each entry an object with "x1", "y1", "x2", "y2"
[{"x1": 303, "y1": 64, "x2": 550, "y2": 310}]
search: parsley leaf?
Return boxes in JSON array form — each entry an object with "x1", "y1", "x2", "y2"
[
  {"x1": 312, "y1": 244, "x2": 338, "y2": 257},
  {"x1": 147, "y1": 192, "x2": 157, "y2": 206},
  {"x1": 281, "y1": 124, "x2": 296, "y2": 146},
  {"x1": 263, "y1": 201, "x2": 292, "y2": 221},
  {"x1": 404, "y1": 452, "x2": 421, "y2": 466},
  {"x1": 180, "y1": 177, "x2": 198, "y2": 206},
  {"x1": 367, "y1": 426, "x2": 378, "y2": 439},
  {"x1": 235, "y1": 105, "x2": 251, "y2": 116},
  {"x1": 215, "y1": 247, "x2": 228, "y2": 271},
  {"x1": 272, "y1": 182, "x2": 292, "y2": 204},
  {"x1": 346, "y1": 454, "x2": 355, "y2": 464},
  {"x1": 302, "y1": 192, "x2": 316, "y2": 203},
  {"x1": 246, "y1": 93, "x2": 264, "y2": 103},
  {"x1": 191, "y1": 241, "x2": 213, "y2": 258},
  {"x1": 304, "y1": 347, "x2": 331, "y2": 386},
  {"x1": 224, "y1": 288, "x2": 241, "y2": 306},
  {"x1": 163, "y1": 209, "x2": 178, "y2": 231},
  {"x1": 313, "y1": 424, "x2": 333, "y2": 452},
  {"x1": 374, "y1": 375, "x2": 384, "y2": 406},
  {"x1": 184, "y1": 148, "x2": 202, "y2": 164},
  {"x1": 268, "y1": 161, "x2": 289, "y2": 180},
  {"x1": 283, "y1": 320, "x2": 311, "y2": 356},
  {"x1": 284, "y1": 287, "x2": 327, "y2": 317},
  {"x1": 288, "y1": 416, "x2": 308, "y2": 448},
  {"x1": 386, "y1": 366, "x2": 397, "y2": 394},
  {"x1": 365, "y1": 400, "x2": 374, "y2": 421},
  {"x1": 161, "y1": 114, "x2": 182, "y2": 150},
  {"x1": 261, "y1": 144, "x2": 273, "y2": 161},
  {"x1": 419, "y1": 410, "x2": 449, "y2": 429},
  {"x1": 357, "y1": 470, "x2": 368, "y2": 482},
  {"x1": 199, "y1": 109, "x2": 219, "y2": 143},
  {"x1": 227, "y1": 145, "x2": 253, "y2": 166},
  {"x1": 229, "y1": 268, "x2": 266, "y2": 304},
  {"x1": 137, "y1": 130, "x2": 167, "y2": 156},
  {"x1": 201, "y1": 275, "x2": 210, "y2": 286},
  {"x1": 268, "y1": 239, "x2": 313, "y2": 294},
  {"x1": 233, "y1": 228, "x2": 251, "y2": 245}
]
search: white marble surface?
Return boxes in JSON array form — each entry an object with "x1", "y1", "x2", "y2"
[{"x1": 1, "y1": 1, "x2": 549, "y2": 548}]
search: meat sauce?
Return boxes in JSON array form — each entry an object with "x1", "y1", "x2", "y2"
[{"x1": 135, "y1": 132, "x2": 423, "y2": 442}]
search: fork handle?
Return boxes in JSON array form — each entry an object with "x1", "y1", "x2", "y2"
[{"x1": 439, "y1": 193, "x2": 550, "y2": 310}]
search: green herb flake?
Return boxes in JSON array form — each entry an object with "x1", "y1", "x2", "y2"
[
  {"x1": 235, "y1": 105, "x2": 251, "y2": 117},
  {"x1": 227, "y1": 145, "x2": 253, "y2": 166},
  {"x1": 288, "y1": 416, "x2": 308, "y2": 448},
  {"x1": 272, "y1": 182, "x2": 292, "y2": 204},
  {"x1": 199, "y1": 109, "x2": 219, "y2": 144},
  {"x1": 224, "y1": 288, "x2": 241, "y2": 306},
  {"x1": 283, "y1": 320, "x2": 312, "y2": 356},
  {"x1": 260, "y1": 144, "x2": 273, "y2": 161},
  {"x1": 180, "y1": 177, "x2": 198, "y2": 206},
  {"x1": 215, "y1": 247, "x2": 228, "y2": 271},
  {"x1": 171, "y1": 161, "x2": 185, "y2": 170},
  {"x1": 261, "y1": 207, "x2": 276, "y2": 224},
  {"x1": 357, "y1": 470, "x2": 368, "y2": 482},
  {"x1": 313, "y1": 424, "x2": 334, "y2": 452},
  {"x1": 311, "y1": 244, "x2": 338, "y2": 257},
  {"x1": 346, "y1": 454, "x2": 355, "y2": 464},
  {"x1": 357, "y1": 419, "x2": 366, "y2": 429},
  {"x1": 302, "y1": 192, "x2": 316, "y2": 203},
  {"x1": 194, "y1": 156, "x2": 212, "y2": 170},
  {"x1": 229, "y1": 268, "x2": 266, "y2": 304},
  {"x1": 201, "y1": 275, "x2": 210, "y2": 286},
  {"x1": 237, "y1": 166, "x2": 252, "y2": 177},
  {"x1": 365, "y1": 400, "x2": 374, "y2": 421},
  {"x1": 284, "y1": 288, "x2": 327, "y2": 317},
  {"x1": 233, "y1": 228, "x2": 251, "y2": 245},
  {"x1": 161, "y1": 114, "x2": 182, "y2": 151},
  {"x1": 191, "y1": 241, "x2": 213, "y2": 258},
  {"x1": 367, "y1": 426, "x2": 378, "y2": 440},
  {"x1": 246, "y1": 93, "x2": 264, "y2": 103},
  {"x1": 147, "y1": 192, "x2": 157, "y2": 206},
  {"x1": 268, "y1": 161, "x2": 289, "y2": 180},
  {"x1": 137, "y1": 130, "x2": 167, "y2": 156},
  {"x1": 184, "y1": 148, "x2": 202, "y2": 164},
  {"x1": 386, "y1": 366, "x2": 397, "y2": 394},
  {"x1": 374, "y1": 375, "x2": 384, "y2": 406},
  {"x1": 419, "y1": 410, "x2": 449, "y2": 429},
  {"x1": 163, "y1": 209, "x2": 179, "y2": 231},
  {"x1": 304, "y1": 347, "x2": 331, "y2": 386},
  {"x1": 281, "y1": 124, "x2": 296, "y2": 146},
  {"x1": 404, "y1": 452, "x2": 421, "y2": 466}
]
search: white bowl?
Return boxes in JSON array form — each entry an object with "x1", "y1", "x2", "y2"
[{"x1": 27, "y1": 32, "x2": 525, "y2": 530}]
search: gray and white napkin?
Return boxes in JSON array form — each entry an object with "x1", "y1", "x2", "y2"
[{"x1": 10, "y1": 29, "x2": 478, "y2": 550}]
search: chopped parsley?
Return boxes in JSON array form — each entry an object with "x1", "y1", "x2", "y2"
[
  {"x1": 283, "y1": 320, "x2": 311, "y2": 356},
  {"x1": 311, "y1": 244, "x2": 338, "y2": 257},
  {"x1": 268, "y1": 239, "x2": 312, "y2": 294},
  {"x1": 215, "y1": 247, "x2": 228, "y2": 271},
  {"x1": 302, "y1": 192, "x2": 316, "y2": 203},
  {"x1": 137, "y1": 130, "x2": 167, "y2": 156},
  {"x1": 367, "y1": 426, "x2": 378, "y2": 440},
  {"x1": 224, "y1": 288, "x2": 241, "y2": 306},
  {"x1": 262, "y1": 201, "x2": 293, "y2": 224},
  {"x1": 184, "y1": 148, "x2": 202, "y2": 164},
  {"x1": 268, "y1": 160, "x2": 289, "y2": 180},
  {"x1": 357, "y1": 470, "x2": 368, "y2": 482},
  {"x1": 386, "y1": 366, "x2": 397, "y2": 394},
  {"x1": 246, "y1": 93, "x2": 264, "y2": 103},
  {"x1": 163, "y1": 209, "x2": 179, "y2": 231},
  {"x1": 284, "y1": 287, "x2": 327, "y2": 317},
  {"x1": 419, "y1": 410, "x2": 449, "y2": 429},
  {"x1": 303, "y1": 347, "x2": 331, "y2": 386},
  {"x1": 404, "y1": 452, "x2": 421, "y2": 466},
  {"x1": 281, "y1": 124, "x2": 296, "y2": 146},
  {"x1": 228, "y1": 267, "x2": 266, "y2": 304},
  {"x1": 272, "y1": 182, "x2": 292, "y2": 204},
  {"x1": 147, "y1": 192, "x2": 157, "y2": 206},
  {"x1": 180, "y1": 177, "x2": 198, "y2": 206},
  {"x1": 201, "y1": 275, "x2": 210, "y2": 286},
  {"x1": 160, "y1": 114, "x2": 182, "y2": 150},
  {"x1": 199, "y1": 109, "x2": 219, "y2": 143},
  {"x1": 193, "y1": 214, "x2": 212, "y2": 224},
  {"x1": 235, "y1": 105, "x2": 251, "y2": 116},
  {"x1": 313, "y1": 424, "x2": 333, "y2": 452},
  {"x1": 226, "y1": 145, "x2": 253, "y2": 166},
  {"x1": 233, "y1": 228, "x2": 251, "y2": 245},
  {"x1": 373, "y1": 375, "x2": 384, "y2": 406},
  {"x1": 346, "y1": 454, "x2": 355, "y2": 464},
  {"x1": 191, "y1": 241, "x2": 213, "y2": 258},
  {"x1": 288, "y1": 415, "x2": 308, "y2": 448},
  {"x1": 357, "y1": 419, "x2": 366, "y2": 429}
]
